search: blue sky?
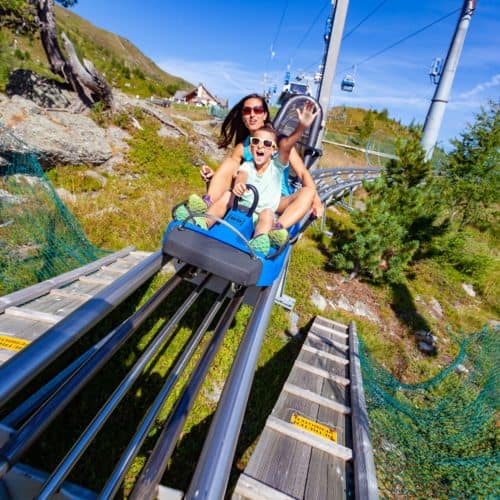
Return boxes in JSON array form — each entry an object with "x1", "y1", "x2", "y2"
[{"x1": 71, "y1": 1, "x2": 499, "y2": 149}]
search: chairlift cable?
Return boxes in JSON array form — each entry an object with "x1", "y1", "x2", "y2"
[
  {"x1": 270, "y1": 0, "x2": 290, "y2": 58},
  {"x1": 342, "y1": 0, "x2": 388, "y2": 40},
  {"x1": 287, "y1": 0, "x2": 330, "y2": 68},
  {"x1": 341, "y1": 7, "x2": 460, "y2": 73}
]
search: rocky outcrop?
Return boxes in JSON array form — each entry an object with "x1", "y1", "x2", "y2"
[
  {"x1": 6, "y1": 69, "x2": 73, "y2": 109},
  {"x1": 0, "y1": 95, "x2": 112, "y2": 166}
]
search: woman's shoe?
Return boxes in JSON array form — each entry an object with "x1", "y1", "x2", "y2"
[{"x1": 268, "y1": 228, "x2": 288, "y2": 248}]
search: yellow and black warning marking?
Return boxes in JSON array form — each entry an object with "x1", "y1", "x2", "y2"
[
  {"x1": 0, "y1": 335, "x2": 30, "y2": 352},
  {"x1": 291, "y1": 413, "x2": 337, "y2": 442}
]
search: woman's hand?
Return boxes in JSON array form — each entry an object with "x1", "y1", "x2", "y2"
[
  {"x1": 296, "y1": 101, "x2": 319, "y2": 129},
  {"x1": 200, "y1": 165, "x2": 214, "y2": 183}
]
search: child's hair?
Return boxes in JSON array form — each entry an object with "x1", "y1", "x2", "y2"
[{"x1": 254, "y1": 123, "x2": 278, "y2": 140}]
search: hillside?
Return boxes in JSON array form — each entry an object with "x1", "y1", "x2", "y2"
[{"x1": 0, "y1": 5, "x2": 192, "y2": 97}]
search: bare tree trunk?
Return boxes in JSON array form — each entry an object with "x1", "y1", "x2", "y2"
[{"x1": 34, "y1": 0, "x2": 113, "y2": 109}]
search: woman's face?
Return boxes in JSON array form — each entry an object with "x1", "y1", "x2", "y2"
[{"x1": 241, "y1": 97, "x2": 268, "y2": 133}]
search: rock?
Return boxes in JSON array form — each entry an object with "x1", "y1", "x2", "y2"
[
  {"x1": 6, "y1": 69, "x2": 72, "y2": 109},
  {"x1": 455, "y1": 364, "x2": 469, "y2": 375},
  {"x1": 0, "y1": 95, "x2": 112, "y2": 166},
  {"x1": 310, "y1": 289, "x2": 327, "y2": 311},
  {"x1": 487, "y1": 320, "x2": 500, "y2": 329},
  {"x1": 418, "y1": 341, "x2": 436, "y2": 354},
  {"x1": 354, "y1": 301, "x2": 380, "y2": 323},
  {"x1": 415, "y1": 330, "x2": 437, "y2": 345},
  {"x1": 428, "y1": 297, "x2": 443, "y2": 319},
  {"x1": 462, "y1": 283, "x2": 476, "y2": 297}
]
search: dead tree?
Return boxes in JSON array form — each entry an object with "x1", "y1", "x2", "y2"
[{"x1": 33, "y1": 0, "x2": 113, "y2": 109}]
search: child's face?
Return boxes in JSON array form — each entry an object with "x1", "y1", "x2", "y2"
[{"x1": 250, "y1": 130, "x2": 277, "y2": 167}]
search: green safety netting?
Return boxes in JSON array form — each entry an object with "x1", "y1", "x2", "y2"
[
  {"x1": 360, "y1": 325, "x2": 499, "y2": 498},
  {"x1": 0, "y1": 126, "x2": 109, "y2": 296}
]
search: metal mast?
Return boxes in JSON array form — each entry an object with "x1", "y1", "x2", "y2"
[
  {"x1": 314, "y1": 0, "x2": 350, "y2": 164},
  {"x1": 421, "y1": 0, "x2": 477, "y2": 160}
]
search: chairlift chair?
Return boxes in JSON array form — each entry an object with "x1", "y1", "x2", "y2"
[{"x1": 341, "y1": 75, "x2": 355, "y2": 92}]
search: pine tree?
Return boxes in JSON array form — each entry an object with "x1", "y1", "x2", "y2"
[
  {"x1": 440, "y1": 100, "x2": 500, "y2": 228},
  {"x1": 330, "y1": 138, "x2": 445, "y2": 283}
]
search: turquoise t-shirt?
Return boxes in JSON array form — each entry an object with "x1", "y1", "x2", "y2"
[
  {"x1": 238, "y1": 157, "x2": 288, "y2": 215},
  {"x1": 243, "y1": 136, "x2": 292, "y2": 196}
]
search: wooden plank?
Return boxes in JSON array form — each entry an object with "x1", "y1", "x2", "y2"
[
  {"x1": 308, "y1": 332, "x2": 349, "y2": 352},
  {"x1": 305, "y1": 450, "x2": 351, "y2": 500},
  {"x1": 298, "y1": 350, "x2": 349, "y2": 378},
  {"x1": 0, "y1": 316, "x2": 50, "y2": 339},
  {"x1": 314, "y1": 317, "x2": 348, "y2": 332},
  {"x1": 302, "y1": 345, "x2": 349, "y2": 366},
  {"x1": 310, "y1": 322, "x2": 349, "y2": 341},
  {"x1": 49, "y1": 289, "x2": 93, "y2": 301},
  {"x1": 283, "y1": 383, "x2": 351, "y2": 415},
  {"x1": 293, "y1": 360, "x2": 350, "y2": 387},
  {"x1": 266, "y1": 416, "x2": 352, "y2": 461},
  {"x1": 4, "y1": 307, "x2": 62, "y2": 324},
  {"x1": 245, "y1": 427, "x2": 312, "y2": 499},
  {"x1": 233, "y1": 473, "x2": 296, "y2": 500},
  {"x1": 22, "y1": 294, "x2": 82, "y2": 316},
  {"x1": 348, "y1": 322, "x2": 379, "y2": 499},
  {"x1": 78, "y1": 275, "x2": 114, "y2": 285},
  {"x1": 0, "y1": 246, "x2": 135, "y2": 313},
  {"x1": 60, "y1": 280, "x2": 104, "y2": 295}
]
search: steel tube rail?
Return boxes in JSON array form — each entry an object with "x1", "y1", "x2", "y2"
[
  {"x1": 0, "y1": 251, "x2": 165, "y2": 407},
  {"x1": 100, "y1": 283, "x2": 232, "y2": 499},
  {"x1": 37, "y1": 273, "x2": 213, "y2": 499},
  {"x1": 2, "y1": 338, "x2": 101, "y2": 428},
  {"x1": 130, "y1": 288, "x2": 247, "y2": 500},
  {"x1": 185, "y1": 264, "x2": 284, "y2": 500},
  {"x1": 0, "y1": 266, "x2": 183, "y2": 480}
]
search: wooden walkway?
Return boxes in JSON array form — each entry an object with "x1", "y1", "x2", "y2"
[
  {"x1": 0, "y1": 247, "x2": 153, "y2": 366},
  {"x1": 233, "y1": 316, "x2": 378, "y2": 500}
]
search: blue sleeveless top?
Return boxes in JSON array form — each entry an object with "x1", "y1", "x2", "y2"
[{"x1": 243, "y1": 136, "x2": 293, "y2": 196}]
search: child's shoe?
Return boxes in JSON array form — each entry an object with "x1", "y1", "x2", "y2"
[
  {"x1": 193, "y1": 216, "x2": 208, "y2": 230},
  {"x1": 268, "y1": 228, "x2": 288, "y2": 248},
  {"x1": 173, "y1": 203, "x2": 190, "y2": 222},
  {"x1": 249, "y1": 234, "x2": 270, "y2": 255}
]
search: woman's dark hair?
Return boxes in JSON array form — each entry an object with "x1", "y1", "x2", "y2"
[{"x1": 218, "y1": 93, "x2": 271, "y2": 149}]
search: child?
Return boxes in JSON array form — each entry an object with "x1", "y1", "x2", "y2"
[{"x1": 175, "y1": 102, "x2": 318, "y2": 255}]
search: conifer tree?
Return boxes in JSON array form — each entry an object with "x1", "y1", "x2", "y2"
[
  {"x1": 440, "y1": 100, "x2": 499, "y2": 228},
  {"x1": 330, "y1": 138, "x2": 445, "y2": 283}
]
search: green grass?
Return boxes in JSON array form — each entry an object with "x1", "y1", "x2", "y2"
[{"x1": 15, "y1": 103, "x2": 498, "y2": 496}]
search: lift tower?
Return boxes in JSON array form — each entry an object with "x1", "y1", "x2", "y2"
[
  {"x1": 314, "y1": 0, "x2": 350, "y2": 168},
  {"x1": 421, "y1": 0, "x2": 477, "y2": 160}
]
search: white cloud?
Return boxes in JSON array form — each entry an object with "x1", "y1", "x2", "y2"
[
  {"x1": 457, "y1": 73, "x2": 500, "y2": 99},
  {"x1": 157, "y1": 58, "x2": 266, "y2": 105}
]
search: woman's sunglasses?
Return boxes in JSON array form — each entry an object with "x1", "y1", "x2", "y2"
[
  {"x1": 242, "y1": 105, "x2": 266, "y2": 116},
  {"x1": 250, "y1": 137, "x2": 276, "y2": 148}
]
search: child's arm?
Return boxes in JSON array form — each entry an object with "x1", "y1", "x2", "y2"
[
  {"x1": 232, "y1": 169, "x2": 249, "y2": 197},
  {"x1": 278, "y1": 101, "x2": 318, "y2": 165}
]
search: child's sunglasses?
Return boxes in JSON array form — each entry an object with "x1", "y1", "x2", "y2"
[
  {"x1": 242, "y1": 105, "x2": 266, "y2": 116},
  {"x1": 250, "y1": 137, "x2": 276, "y2": 148}
]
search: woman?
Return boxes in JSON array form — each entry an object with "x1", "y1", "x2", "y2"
[{"x1": 201, "y1": 93, "x2": 323, "y2": 220}]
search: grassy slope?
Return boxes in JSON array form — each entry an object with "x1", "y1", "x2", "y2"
[
  {"x1": 39, "y1": 103, "x2": 499, "y2": 494},
  {"x1": 0, "y1": 5, "x2": 192, "y2": 96}
]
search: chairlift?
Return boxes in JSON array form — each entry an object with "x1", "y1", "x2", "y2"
[
  {"x1": 341, "y1": 65, "x2": 356, "y2": 92},
  {"x1": 341, "y1": 75, "x2": 355, "y2": 92}
]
